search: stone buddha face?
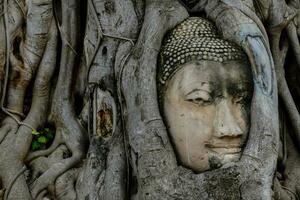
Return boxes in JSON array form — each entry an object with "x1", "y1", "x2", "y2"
[
  {"x1": 163, "y1": 60, "x2": 252, "y2": 173},
  {"x1": 158, "y1": 17, "x2": 253, "y2": 173}
]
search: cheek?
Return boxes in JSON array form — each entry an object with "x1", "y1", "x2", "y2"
[
  {"x1": 233, "y1": 104, "x2": 251, "y2": 135},
  {"x1": 164, "y1": 99, "x2": 216, "y2": 142},
  {"x1": 164, "y1": 100, "x2": 217, "y2": 172}
]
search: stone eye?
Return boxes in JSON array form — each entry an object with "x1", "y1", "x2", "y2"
[
  {"x1": 187, "y1": 97, "x2": 205, "y2": 104},
  {"x1": 185, "y1": 90, "x2": 212, "y2": 106},
  {"x1": 234, "y1": 93, "x2": 251, "y2": 104},
  {"x1": 194, "y1": 98, "x2": 204, "y2": 102},
  {"x1": 194, "y1": 98, "x2": 212, "y2": 106},
  {"x1": 235, "y1": 96, "x2": 244, "y2": 104}
]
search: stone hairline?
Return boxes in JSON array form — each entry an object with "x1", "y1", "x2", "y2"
[{"x1": 157, "y1": 17, "x2": 248, "y2": 103}]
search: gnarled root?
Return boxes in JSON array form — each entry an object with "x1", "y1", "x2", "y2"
[
  {"x1": 0, "y1": 0, "x2": 57, "y2": 198},
  {"x1": 0, "y1": 117, "x2": 18, "y2": 144},
  {"x1": 29, "y1": 0, "x2": 87, "y2": 198},
  {"x1": 30, "y1": 145, "x2": 85, "y2": 198},
  {"x1": 28, "y1": 145, "x2": 79, "y2": 199},
  {"x1": 267, "y1": 4, "x2": 300, "y2": 151},
  {"x1": 55, "y1": 168, "x2": 79, "y2": 200}
]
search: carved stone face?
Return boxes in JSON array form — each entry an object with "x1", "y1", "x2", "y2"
[{"x1": 163, "y1": 60, "x2": 253, "y2": 173}]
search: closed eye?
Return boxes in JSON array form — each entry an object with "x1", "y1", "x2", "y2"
[
  {"x1": 185, "y1": 89, "x2": 212, "y2": 106},
  {"x1": 235, "y1": 96, "x2": 244, "y2": 103},
  {"x1": 234, "y1": 93, "x2": 252, "y2": 104}
]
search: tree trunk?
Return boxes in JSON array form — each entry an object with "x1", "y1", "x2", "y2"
[{"x1": 0, "y1": 0, "x2": 299, "y2": 199}]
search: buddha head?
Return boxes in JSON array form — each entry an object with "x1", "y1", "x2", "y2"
[{"x1": 157, "y1": 17, "x2": 253, "y2": 173}]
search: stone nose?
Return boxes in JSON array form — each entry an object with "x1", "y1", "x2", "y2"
[{"x1": 213, "y1": 100, "x2": 243, "y2": 138}]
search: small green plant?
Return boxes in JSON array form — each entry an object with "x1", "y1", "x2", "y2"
[{"x1": 31, "y1": 127, "x2": 55, "y2": 151}]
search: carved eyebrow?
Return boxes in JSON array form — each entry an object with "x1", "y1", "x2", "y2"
[
  {"x1": 184, "y1": 88, "x2": 210, "y2": 96},
  {"x1": 227, "y1": 82, "x2": 253, "y2": 96}
]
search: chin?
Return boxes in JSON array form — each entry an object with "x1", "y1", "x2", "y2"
[
  {"x1": 221, "y1": 153, "x2": 241, "y2": 164},
  {"x1": 182, "y1": 152, "x2": 242, "y2": 173},
  {"x1": 206, "y1": 153, "x2": 241, "y2": 171}
]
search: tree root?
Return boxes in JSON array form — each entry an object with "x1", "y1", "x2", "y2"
[
  {"x1": 55, "y1": 168, "x2": 79, "y2": 200},
  {"x1": 281, "y1": 23, "x2": 300, "y2": 146},
  {"x1": 267, "y1": 7, "x2": 300, "y2": 150},
  {"x1": 287, "y1": 23, "x2": 300, "y2": 72},
  {"x1": 36, "y1": 190, "x2": 48, "y2": 200},
  {"x1": 26, "y1": 144, "x2": 80, "y2": 199},
  {"x1": 14, "y1": 19, "x2": 58, "y2": 161},
  {"x1": 0, "y1": 0, "x2": 57, "y2": 199},
  {"x1": 3, "y1": 166, "x2": 26, "y2": 200},
  {"x1": 28, "y1": 0, "x2": 87, "y2": 198},
  {"x1": 1, "y1": 0, "x2": 299, "y2": 199},
  {"x1": 0, "y1": 117, "x2": 19, "y2": 145},
  {"x1": 279, "y1": 79, "x2": 300, "y2": 144},
  {"x1": 30, "y1": 150, "x2": 84, "y2": 198}
]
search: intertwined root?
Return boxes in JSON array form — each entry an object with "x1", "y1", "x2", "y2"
[
  {"x1": 1, "y1": 0, "x2": 300, "y2": 199},
  {"x1": 0, "y1": 117, "x2": 18, "y2": 144},
  {"x1": 29, "y1": 122, "x2": 86, "y2": 198},
  {"x1": 0, "y1": 0, "x2": 87, "y2": 198},
  {"x1": 28, "y1": 145, "x2": 80, "y2": 199},
  {"x1": 28, "y1": 0, "x2": 87, "y2": 198},
  {"x1": 30, "y1": 150, "x2": 84, "y2": 198}
]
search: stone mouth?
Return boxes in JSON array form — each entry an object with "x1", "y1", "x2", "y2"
[
  {"x1": 205, "y1": 142, "x2": 242, "y2": 149},
  {"x1": 209, "y1": 147, "x2": 242, "y2": 154},
  {"x1": 206, "y1": 143, "x2": 242, "y2": 154}
]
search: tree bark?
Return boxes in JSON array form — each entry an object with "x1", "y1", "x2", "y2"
[{"x1": 0, "y1": 0, "x2": 299, "y2": 199}]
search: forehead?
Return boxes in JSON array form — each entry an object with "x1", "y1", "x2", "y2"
[
  {"x1": 169, "y1": 60, "x2": 252, "y2": 89},
  {"x1": 167, "y1": 61, "x2": 253, "y2": 93}
]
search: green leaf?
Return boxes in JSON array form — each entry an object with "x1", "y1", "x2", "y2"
[
  {"x1": 32, "y1": 130, "x2": 40, "y2": 135},
  {"x1": 49, "y1": 129, "x2": 54, "y2": 135},
  {"x1": 45, "y1": 128, "x2": 50, "y2": 132},
  {"x1": 46, "y1": 132, "x2": 54, "y2": 139},
  {"x1": 37, "y1": 136, "x2": 48, "y2": 144},
  {"x1": 31, "y1": 141, "x2": 41, "y2": 150}
]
